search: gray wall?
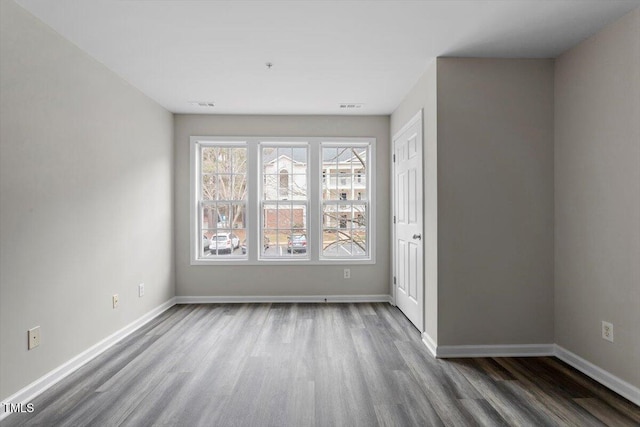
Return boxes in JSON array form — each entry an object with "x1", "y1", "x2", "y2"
[
  {"x1": 390, "y1": 60, "x2": 438, "y2": 340},
  {"x1": 0, "y1": 1, "x2": 175, "y2": 399},
  {"x1": 391, "y1": 58, "x2": 555, "y2": 346},
  {"x1": 398, "y1": 58, "x2": 554, "y2": 345},
  {"x1": 555, "y1": 8, "x2": 640, "y2": 388},
  {"x1": 437, "y1": 58, "x2": 555, "y2": 346},
  {"x1": 174, "y1": 115, "x2": 390, "y2": 297}
]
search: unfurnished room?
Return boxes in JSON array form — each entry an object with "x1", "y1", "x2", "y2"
[{"x1": 1, "y1": 0, "x2": 639, "y2": 425}]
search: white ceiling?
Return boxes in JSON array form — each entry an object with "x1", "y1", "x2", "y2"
[{"x1": 15, "y1": 0, "x2": 640, "y2": 115}]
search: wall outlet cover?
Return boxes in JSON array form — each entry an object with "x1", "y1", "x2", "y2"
[
  {"x1": 602, "y1": 321, "x2": 614, "y2": 342},
  {"x1": 28, "y1": 326, "x2": 40, "y2": 350}
]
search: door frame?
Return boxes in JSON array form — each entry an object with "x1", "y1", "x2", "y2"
[{"x1": 391, "y1": 109, "x2": 424, "y2": 330}]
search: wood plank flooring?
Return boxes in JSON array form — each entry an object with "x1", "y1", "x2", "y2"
[{"x1": 3, "y1": 303, "x2": 639, "y2": 426}]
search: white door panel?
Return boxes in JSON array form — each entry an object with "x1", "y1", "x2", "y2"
[
  {"x1": 409, "y1": 242, "x2": 418, "y2": 301},
  {"x1": 393, "y1": 112, "x2": 424, "y2": 331}
]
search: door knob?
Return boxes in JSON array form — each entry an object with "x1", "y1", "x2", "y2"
[{"x1": 413, "y1": 234, "x2": 422, "y2": 240}]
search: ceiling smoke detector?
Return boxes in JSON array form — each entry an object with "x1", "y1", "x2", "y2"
[
  {"x1": 339, "y1": 103, "x2": 364, "y2": 109},
  {"x1": 189, "y1": 101, "x2": 215, "y2": 108}
]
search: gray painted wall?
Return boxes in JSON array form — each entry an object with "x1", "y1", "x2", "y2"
[
  {"x1": 555, "y1": 8, "x2": 640, "y2": 388},
  {"x1": 174, "y1": 115, "x2": 390, "y2": 297},
  {"x1": 0, "y1": 1, "x2": 175, "y2": 399},
  {"x1": 393, "y1": 58, "x2": 555, "y2": 345},
  {"x1": 437, "y1": 58, "x2": 555, "y2": 346},
  {"x1": 390, "y1": 60, "x2": 438, "y2": 340}
]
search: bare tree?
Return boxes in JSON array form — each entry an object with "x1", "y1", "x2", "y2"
[
  {"x1": 321, "y1": 147, "x2": 367, "y2": 252},
  {"x1": 201, "y1": 147, "x2": 247, "y2": 230}
]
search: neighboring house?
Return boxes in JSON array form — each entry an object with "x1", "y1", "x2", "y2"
[
  {"x1": 321, "y1": 148, "x2": 367, "y2": 230},
  {"x1": 262, "y1": 153, "x2": 307, "y2": 230},
  {"x1": 261, "y1": 148, "x2": 368, "y2": 231}
]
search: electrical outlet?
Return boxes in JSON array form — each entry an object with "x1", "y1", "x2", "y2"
[
  {"x1": 112, "y1": 294, "x2": 119, "y2": 309},
  {"x1": 138, "y1": 283, "x2": 145, "y2": 297},
  {"x1": 602, "y1": 321, "x2": 614, "y2": 342},
  {"x1": 28, "y1": 326, "x2": 40, "y2": 350},
  {"x1": 344, "y1": 268, "x2": 351, "y2": 279}
]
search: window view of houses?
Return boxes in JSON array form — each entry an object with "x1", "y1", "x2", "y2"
[
  {"x1": 321, "y1": 147, "x2": 368, "y2": 257},
  {"x1": 199, "y1": 143, "x2": 369, "y2": 259},
  {"x1": 262, "y1": 147, "x2": 308, "y2": 258}
]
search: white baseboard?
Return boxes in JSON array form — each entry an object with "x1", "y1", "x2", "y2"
[
  {"x1": 421, "y1": 332, "x2": 437, "y2": 357},
  {"x1": 554, "y1": 344, "x2": 640, "y2": 406},
  {"x1": 433, "y1": 343, "x2": 555, "y2": 358},
  {"x1": 175, "y1": 294, "x2": 392, "y2": 304},
  {"x1": 418, "y1": 339, "x2": 639, "y2": 406},
  {"x1": 3, "y1": 298, "x2": 637, "y2": 420},
  {"x1": 0, "y1": 298, "x2": 176, "y2": 422}
]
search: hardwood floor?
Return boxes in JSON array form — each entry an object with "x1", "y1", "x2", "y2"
[{"x1": 3, "y1": 303, "x2": 639, "y2": 426}]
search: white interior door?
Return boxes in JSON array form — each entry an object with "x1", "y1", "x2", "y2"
[{"x1": 393, "y1": 112, "x2": 424, "y2": 331}]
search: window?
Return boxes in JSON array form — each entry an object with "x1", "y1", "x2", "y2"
[
  {"x1": 198, "y1": 145, "x2": 247, "y2": 259},
  {"x1": 191, "y1": 137, "x2": 374, "y2": 264},
  {"x1": 321, "y1": 145, "x2": 370, "y2": 259},
  {"x1": 262, "y1": 146, "x2": 309, "y2": 259},
  {"x1": 278, "y1": 169, "x2": 289, "y2": 198}
]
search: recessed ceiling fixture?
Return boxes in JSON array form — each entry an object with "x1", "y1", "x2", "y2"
[
  {"x1": 265, "y1": 62, "x2": 274, "y2": 69},
  {"x1": 339, "y1": 103, "x2": 364, "y2": 109},
  {"x1": 189, "y1": 101, "x2": 215, "y2": 108}
]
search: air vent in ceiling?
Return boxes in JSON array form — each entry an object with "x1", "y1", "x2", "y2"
[
  {"x1": 339, "y1": 103, "x2": 364, "y2": 109},
  {"x1": 189, "y1": 101, "x2": 215, "y2": 108}
]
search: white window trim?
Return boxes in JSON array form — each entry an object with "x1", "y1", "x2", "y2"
[{"x1": 190, "y1": 136, "x2": 376, "y2": 265}]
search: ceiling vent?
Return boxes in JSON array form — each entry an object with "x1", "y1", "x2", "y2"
[
  {"x1": 189, "y1": 101, "x2": 215, "y2": 108},
  {"x1": 339, "y1": 103, "x2": 364, "y2": 109}
]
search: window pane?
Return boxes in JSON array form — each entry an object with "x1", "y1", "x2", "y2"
[
  {"x1": 262, "y1": 202, "x2": 307, "y2": 258},
  {"x1": 322, "y1": 146, "x2": 368, "y2": 202},
  {"x1": 202, "y1": 174, "x2": 216, "y2": 201},
  {"x1": 201, "y1": 229, "x2": 214, "y2": 258},
  {"x1": 229, "y1": 203, "x2": 245, "y2": 230},
  {"x1": 322, "y1": 203, "x2": 368, "y2": 258},
  {"x1": 203, "y1": 203, "x2": 244, "y2": 228},
  {"x1": 263, "y1": 174, "x2": 278, "y2": 200},
  {"x1": 230, "y1": 148, "x2": 247, "y2": 174},
  {"x1": 262, "y1": 146, "x2": 307, "y2": 201},
  {"x1": 202, "y1": 147, "x2": 246, "y2": 200},
  {"x1": 203, "y1": 230, "x2": 243, "y2": 257},
  {"x1": 201, "y1": 147, "x2": 218, "y2": 173},
  {"x1": 202, "y1": 203, "x2": 246, "y2": 258},
  {"x1": 231, "y1": 174, "x2": 247, "y2": 201},
  {"x1": 290, "y1": 174, "x2": 307, "y2": 199},
  {"x1": 202, "y1": 204, "x2": 226, "y2": 230}
]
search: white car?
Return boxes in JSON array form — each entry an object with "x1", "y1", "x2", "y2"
[{"x1": 209, "y1": 233, "x2": 240, "y2": 254}]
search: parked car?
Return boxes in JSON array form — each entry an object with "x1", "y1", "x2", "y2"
[
  {"x1": 287, "y1": 234, "x2": 307, "y2": 253},
  {"x1": 210, "y1": 233, "x2": 240, "y2": 254},
  {"x1": 203, "y1": 235, "x2": 210, "y2": 252},
  {"x1": 241, "y1": 236, "x2": 270, "y2": 255}
]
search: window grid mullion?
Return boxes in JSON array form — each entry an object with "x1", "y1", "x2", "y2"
[{"x1": 192, "y1": 137, "x2": 373, "y2": 264}]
